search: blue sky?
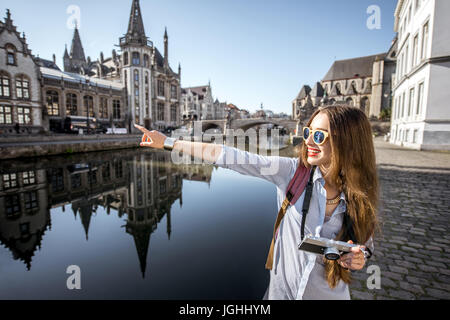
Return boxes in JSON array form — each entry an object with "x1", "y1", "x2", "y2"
[{"x1": 3, "y1": 0, "x2": 397, "y2": 113}]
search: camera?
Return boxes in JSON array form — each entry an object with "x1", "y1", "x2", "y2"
[{"x1": 298, "y1": 235, "x2": 358, "y2": 260}]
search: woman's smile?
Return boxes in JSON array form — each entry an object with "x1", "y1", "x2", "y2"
[{"x1": 307, "y1": 148, "x2": 321, "y2": 157}]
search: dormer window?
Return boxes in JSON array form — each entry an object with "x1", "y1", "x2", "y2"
[
  {"x1": 6, "y1": 44, "x2": 17, "y2": 66},
  {"x1": 7, "y1": 52, "x2": 15, "y2": 65}
]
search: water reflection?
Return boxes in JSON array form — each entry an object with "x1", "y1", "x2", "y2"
[{"x1": 0, "y1": 149, "x2": 213, "y2": 278}]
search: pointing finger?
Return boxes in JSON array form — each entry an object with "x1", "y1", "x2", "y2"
[{"x1": 134, "y1": 124, "x2": 153, "y2": 137}]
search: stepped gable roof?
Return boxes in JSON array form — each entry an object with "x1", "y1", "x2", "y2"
[
  {"x1": 322, "y1": 53, "x2": 386, "y2": 81},
  {"x1": 182, "y1": 85, "x2": 209, "y2": 99},
  {"x1": 0, "y1": 9, "x2": 34, "y2": 58}
]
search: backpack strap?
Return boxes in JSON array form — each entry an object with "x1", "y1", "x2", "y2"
[
  {"x1": 265, "y1": 165, "x2": 316, "y2": 270},
  {"x1": 300, "y1": 166, "x2": 316, "y2": 240}
]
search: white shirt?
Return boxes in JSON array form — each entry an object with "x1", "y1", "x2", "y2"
[{"x1": 214, "y1": 145, "x2": 374, "y2": 300}]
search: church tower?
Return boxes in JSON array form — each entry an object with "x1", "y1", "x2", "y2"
[
  {"x1": 64, "y1": 25, "x2": 87, "y2": 73},
  {"x1": 119, "y1": 0, "x2": 154, "y2": 132}
]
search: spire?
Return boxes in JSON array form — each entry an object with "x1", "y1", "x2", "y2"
[
  {"x1": 123, "y1": 0, "x2": 148, "y2": 46},
  {"x1": 127, "y1": 224, "x2": 152, "y2": 279},
  {"x1": 5, "y1": 9, "x2": 12, "y2": 25},
  {"x1": 64, "y1": 44, "x2": 69, "y2": 58},
  {"x1": 164, "y1": 27, "x2": 168, "y2": 69},
  {"x1": 78, "y1": 204, "x2": 93, "y2": 241},
  {"x1": 166, "y1": 207, "x2": 171, "y2": 240},
  {"x1": 70, "y1": 26, "x2": 86, "y2": 63}
]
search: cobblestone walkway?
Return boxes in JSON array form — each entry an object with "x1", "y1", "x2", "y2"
[{"x1": 349, "y1": 138, "x2": 450, "y2": 300}]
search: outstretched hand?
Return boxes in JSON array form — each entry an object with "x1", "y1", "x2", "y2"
[{"x1": 134, "y1": 124, "x2": 167, "y2": 149}]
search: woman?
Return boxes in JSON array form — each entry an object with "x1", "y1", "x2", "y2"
[{"x1": 135, "y1": 105, "x2": 378, "y2": 300}]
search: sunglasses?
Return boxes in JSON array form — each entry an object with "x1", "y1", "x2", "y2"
[{"x1": 303, "y1": 127, "x2": 329, "y2": 145}]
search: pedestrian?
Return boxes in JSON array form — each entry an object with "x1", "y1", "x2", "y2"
[{"x1": 134, "y1": 105, "x2": 378, "y2": 300}]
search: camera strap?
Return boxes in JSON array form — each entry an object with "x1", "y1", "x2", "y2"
[
  {"x1": 300, "y1": 166, "x2": 316, "y2": 241},
  {"x1": 265, "y1": 165, "x2": 316, "y2": 270}
]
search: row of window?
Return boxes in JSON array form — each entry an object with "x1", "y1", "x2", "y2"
[
  {"x1": 397, "y1": 20, "x2": 429, "y2": 82},
  {"x1": 49, "y1": 162, "x2": 124, "y2": 194},
  {"x1": 2, "y1": 171, "x2": 36, "y2": 190},
  {"x1": 45, "y1": 90, "x2": 122, "y2": 119},
  {"x1": 398, "y1": 0, "x2": 427, "y2": 41},
  {"x1": 323, "y1": 80, "x2": 372, "y2": 97},
  {"x1": 159, "y1": 81, "x2": 178, "y2": 99},
  {"x1": 393, "y1": 81, "x2": 425, "y2": 120},
  {"x1": 392, "y1": 127, "x2": 420, "y2": 144},
  {"x1": 124, "y1": 69, "x2": 178, "y2": 99},
  {"x1": 0, "y1": 105, "x2": 31, "y2": 125},
  {"x1": 5, "y1": 191, "x2": 38, "y2": 218},
  {"x1": 123, "y1": 51, "x2": 151, "y2": 68},
  {"x1": 155, "y1": 103, "x2": 178, "y2": 122},
  {"x1": 0, "y1": 72, "x2": 30, "y2": 100}
]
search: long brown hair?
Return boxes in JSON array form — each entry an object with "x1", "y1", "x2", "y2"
[{"x1": 299, "y1": 105, "x2": 379, "y2": 288}]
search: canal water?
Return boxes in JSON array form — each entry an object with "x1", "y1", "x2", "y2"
[{"x1": 0, "y1": 146, "x2": 292, "y2": 299}]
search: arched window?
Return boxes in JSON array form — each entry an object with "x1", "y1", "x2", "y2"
[
  {"x1": 144, "y1": 54, "x2": 149, "y2": 68},
  {"x1": 361, "y1": 97, "x2": 370, "y2": 114},
  {"x1": 0, "y1": 72, "x2": 11, "y2": 98},
  {"x1": 46, "y1": 90, "x2": 60, "y2": 116},
  {"x1": 364, "y1": 80, "x2": 372, "y2": 94},
  {"x1": 123, "y1": 52, "x2": 129, "y2": 65},
  {"x1": 83, "y1": 95, "x2": 94, "y2": 117},
  {"x1": 66, "y1": 93, "x2": 78, "y2": 116},
  {"x1": 350, "y1": 81, "x2": 357, "y2": 94},
  {"x1": 145, "y1": 72, "x2": 149, "y2": 85},
  {"x1": 99, "y1": 97, "x2": 108, "y2": 119},
  {"x1": 5, "y1": 44, "x2": 17, "y2": 66},
  {"x1": 345, "y1": 97, "x2": 354, "y2": 107},
  {"x1": 16, "y1": 75, "x2": 30, "y2": 100},
  {"x1": 335, "y1": 83, "x2": 341, "y2": 96},
  {"x1": 134, "y1": 69, "x2": 139, "y2": 83},
  {"x1": 132, "y1": 52, "x2": 140, "y2": 66}
]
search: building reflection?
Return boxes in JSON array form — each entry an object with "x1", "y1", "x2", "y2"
[{"x1": 0, "y1": 149, "x2": 214, "y2": 277}]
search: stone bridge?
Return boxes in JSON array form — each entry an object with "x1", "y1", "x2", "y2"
[{"x1": 191, "y1": 118, "x2": 298, "y2": 134}]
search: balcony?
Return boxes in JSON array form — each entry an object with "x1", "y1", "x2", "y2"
[{"x1": 119, "y1": 36, "x2": 153, "y2": 48}]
